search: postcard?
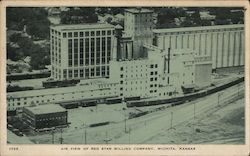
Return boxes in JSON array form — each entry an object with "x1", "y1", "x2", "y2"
[{"x1": 0, "y1": 0, "x2": 249, "y2": 155}]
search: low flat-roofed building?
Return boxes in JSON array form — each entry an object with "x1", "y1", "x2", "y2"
[{"x1": 22, "y1": 104, "x2": 68, "y2": 130}]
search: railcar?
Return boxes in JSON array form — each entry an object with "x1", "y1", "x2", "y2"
[{"x1": 126, "y1": 77, "x2": 244, "y2": 107}]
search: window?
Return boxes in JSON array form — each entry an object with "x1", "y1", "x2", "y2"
[
  {"x1": 102, "y1": 31, "x2": 106, "y2": 35},
  {"x1": 150, "y1": 78, "x2": 154, "y2": 81},
  {"x1": 155, "y1": 71, "x2": 157, "y2": 75},
  {"x1": 120, "y1": 67, "x2": 123, "y2": 71},
  {"x1": 96, "y1": 31, "x2": 100, "y2": 36},
  {"x1": 120, "y1": 74, "x2": 123, "y2": 78},
  {"x1": 155, "y1": 77, "x2": 157, "y2": 81},
  {"x1": 74, "y1": 70, "x2": 78, "y2": 77},
  {"x1": 150, "y1": 64, "x2": 154, "y2": 68},
  {"x1": 91, "y1": 68, "x2": 95, "y2": 76},
  {"x1": 155, "y1": 64, "x2": 158, "y2": 68},
  {"x1": 85, "y1": 68, "x2": 89, "y2": 77},
  {"x1": 74, "y1": 32, "x2": 78, "y2": 37},
  {"x1": 150, "y1": 72, "x2": 154, "y2": 75},
  {"x1": 68, "y1": 32, "x2": 72, "y2": 37},
  {"x1": 107, "y1": 30, "x2": 111, "y2": 35},
  {"x1": 63, "y1": 33, "x2": 66, "y2": 38},
  {"x1": 68, "y1": 39, "x2": 72, "y2": 67},
  {"x1": 85, "y1": 31, "x2": 89, "y2": 36},
  {"x1": 80, "y1": 32, "x2": 84, "y2": 37},
  {"x1": 74, "y1": 39, "x2": 78, "y2": 66},
  {"x1": 69, "y1": 70, "x2": 72, "y2": 78},
  {"x1": 120, "y1": 87, "x2": 123, "y2": 90}
]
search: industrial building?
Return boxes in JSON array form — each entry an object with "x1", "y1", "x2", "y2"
[
  {"x1": 153, "y1": 24, "x2": 245, "y2": 69},
  {"x1": 7, "y1": 46, "x2": 211, "y2": 111},
  {"x1": 7, "y1": 8, "x2": 244, "y2": 113},
  {"x1": 7, "y1": 78, "x2": 119, "y2": 111},
  {"x1": 22, "y1": 104, "x2": 68, "y2": 130},
  {"x1": 123, "y1": 8, "x2": 154, "y2": 59},
  {"x1": 50, "y1": 23, "x2": 115, "y2": 80}
]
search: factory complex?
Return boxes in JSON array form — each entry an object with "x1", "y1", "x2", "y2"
[{"x1": 7, "y1": 8, "x2": 245, "y2": 130}]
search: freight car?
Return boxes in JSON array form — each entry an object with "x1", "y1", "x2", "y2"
[
  {"x1": 124, "y1": 96, "x2": 140, "y2": 102},
  {"x1": 106, "y1": 97, "x2": 122, "y2": 104},
  {"x1": 80, "y1": 100, "x2": 97, "y2": 107},
  {"x1": 42, "y1": 79, "x2": 80, "y2": 88},
  {"x1": 127, "y1": 77, "x2": 244, "y2": 107},
  {"x1": 7, "y1": 70, "x2": 51, "y2": 81},
  {"x1": 58, "y1": 101, "x2": 79, "y2": 109}
]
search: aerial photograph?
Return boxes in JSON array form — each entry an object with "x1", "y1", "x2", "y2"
[{"x1": 6, "y1": 7, "x2": 245, "y2": 144}]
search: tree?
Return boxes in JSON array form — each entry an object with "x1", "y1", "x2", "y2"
[
  {"x1": 6, "y1": 7, "x2": 50, "y2": 39},
  {"x1": 60, "y1": 7, "x2": 98, "y2": 24}
]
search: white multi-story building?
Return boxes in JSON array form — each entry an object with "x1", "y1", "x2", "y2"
[{"x1": 50, "y1": 23, "x2": 115, "y2": 80}]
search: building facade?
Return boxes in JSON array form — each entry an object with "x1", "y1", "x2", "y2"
[
  {"x1": 50, "y1": 23, "x2": 115, "y2": 80},
  {"x1": 153, "y1": 24, "x2": 245, "y2": 69},
  {"x1": 124, "y1": 8, "x2": 154, "y2": 59},
  {"x1": 7, "y1": 79, "x2": 119, "y2": 111}
]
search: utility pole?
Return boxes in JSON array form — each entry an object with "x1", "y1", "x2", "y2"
[
  {"x1": 193, "y1": 103, "x2": 196, "y2": 120},
  {"x1": 59, "y1": 128, "x2": 63, "y2": 144},
  {"x1": 51, "y1": 130, "x2": 54, "y2": 144},
  {"x1": 82, "y1": 123, "x2": 87, "y2": 144},
  {"x1": 84, "y1": 129, "x2": 87, "y2": 144},
  {"x1": 103, "y1": 131, "x2": 111, "y2": 144},
  {"x1": 170, "y1": 111, "x2": 173, "y2": 129},
  {"x1": 124, "y1": 118, "x2": 127, "y2": 133},
  {"x1": 218, "y1": 92, "x2": 223, "y2": 107},
  {"x1": 128, "y1": 127, "x2": 131, "y2": 144}
]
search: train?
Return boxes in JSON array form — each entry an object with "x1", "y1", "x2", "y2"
[
  {"x1": 42, "y1": 79, "x2": 80, "y2": 88},
  {"x1": 126, "y1": 77, "x2": 244, "y2": 107},
  {"x1": 7, "y1": 70, "x2": 51, "y2": 81},
  {"x1": 56, "y1": 96, "x2": 121, "y2": 109}
]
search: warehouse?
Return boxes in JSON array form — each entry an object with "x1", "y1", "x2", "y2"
[
  {"x1": 22, "y1": 104, "x2": 68, "y2": 130},
  {"x1": 7, "y1": 78, "x2": 119, "y2": 111}
]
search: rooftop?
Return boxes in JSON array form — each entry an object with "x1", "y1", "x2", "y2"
[
  {"x1": 51, "y1": 23, "x2": 114, "y2": 31},
  {"x1": 125, "y1": 8, "x2": 153, "y2": 14},
  {"x1": 25, "y1": 104, "x2": 66, "y2": 115},
  {"x1": 153, "y1": 24, "x2": 244, "y2": 34}
]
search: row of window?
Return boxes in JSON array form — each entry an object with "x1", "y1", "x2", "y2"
[
  {"x1": 120, "y1": 86, "x2": 146, "y2": 91},
  {"x1": 36, "y1": 116, "x2": 67, "y2": 122},
  {"x1": 68, "y1": 38, "x2": 111, "y2": 67},
  {"x1": 61, "y1": 30, "x2": 113, "y2": 38},
  {"x1": 62, "y1": 66, "x2": 109, "y2": 79},
  {"x1": 161, "y1": 29, "x2": 243, "y2": 36}
]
